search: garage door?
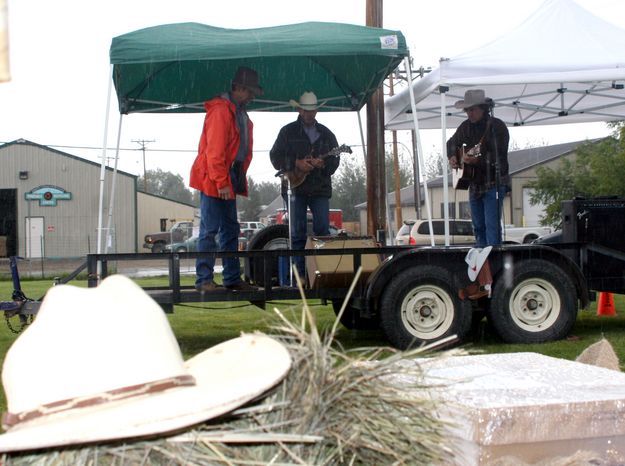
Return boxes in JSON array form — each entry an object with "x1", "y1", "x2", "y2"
[{"x1": 522, "y1": 188, "x2": 546, "y2": 226}]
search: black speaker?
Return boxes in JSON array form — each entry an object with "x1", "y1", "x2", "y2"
[{"x1": 561, "y1": 197, "x2": 625, "y2": 252}]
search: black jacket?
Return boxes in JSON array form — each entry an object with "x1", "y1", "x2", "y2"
[
  {"x1": 446, "y1": 114, "x2": 510, "y2": 189},
  {"x1": 270, "y1": 116, "x2": 340, "y2": 197}
]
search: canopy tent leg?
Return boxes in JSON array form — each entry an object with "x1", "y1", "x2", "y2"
[
  {"x1": 440, "y1": 79, "x2": 451, "y2": 245},
  {"x1": 104, "y1": 114, "x2": 124, "y2": 253},
  {"x1": 97, "y1": 66, "x2": 114, "y2": 258},
  {"x1": 404, "y1": 57, "x2": 435, "y2": 246}
]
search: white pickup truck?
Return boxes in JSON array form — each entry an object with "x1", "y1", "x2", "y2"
[{"x1": 502, "y1": 224, "x2": 553, "y2": 244}]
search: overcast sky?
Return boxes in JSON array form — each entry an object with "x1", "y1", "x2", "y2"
[{"x1": 1, "y1": 0, "x2": 624, "y2": 185}]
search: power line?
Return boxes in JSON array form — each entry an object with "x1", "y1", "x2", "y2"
[{"x1": 132, "y1": 139, "x2": 155, "y2": 191}]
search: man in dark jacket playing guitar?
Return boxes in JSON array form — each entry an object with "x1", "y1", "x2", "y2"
[
  {"x1": 270, "y1": 91, "x2": 341, "y2": 281},
  {"x1": 447, "y1": 89, "x2": 510, "y2": 247}
]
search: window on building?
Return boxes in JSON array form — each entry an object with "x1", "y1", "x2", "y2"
[
  {"x1": 459, "y1": 202, "x2": 471, "y2": 219},
  {"x1": 440, "y1": 203, "x2": 456, "y2": 218},
  {"x1": 160, "y1": 218, "x2": 168, "y2": 232}
]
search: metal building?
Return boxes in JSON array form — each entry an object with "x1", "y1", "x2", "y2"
[{"x1": 0, "y1": 139, "x2": 137, "y2": 258}]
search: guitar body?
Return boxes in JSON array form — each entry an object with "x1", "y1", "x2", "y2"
[
  {"x1": 282, "y1": 144, "x2": 352, "y2": 188},
  {"x1": 452, "y1": 166, "x2": 476, "y2": 190},
  {"x1": 284, "y1": 170, "x2": 307, "y2": 188},
  {"x1": 452, "y1": 145, "x2": 480, "y2": 190}
]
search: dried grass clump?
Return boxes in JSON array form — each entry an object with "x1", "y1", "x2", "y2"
[{"x1": 4, "y1": 273, "x2": 461, "y2": 465}]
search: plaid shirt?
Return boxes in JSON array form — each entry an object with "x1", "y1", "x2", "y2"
[{"x1": 447, "y1": 114, "x2": 510, "y2": 199}]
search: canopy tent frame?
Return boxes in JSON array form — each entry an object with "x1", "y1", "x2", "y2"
[
  {"x1": 384, "y1": 0, "x2": 625, "y2": 244},
  {"x1": 97, "y1": 21, "x2": 409, "y2": 255}
]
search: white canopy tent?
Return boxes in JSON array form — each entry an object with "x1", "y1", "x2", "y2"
[{"x1": 384, "y1": 0, "x2": 625, "y2": 243}]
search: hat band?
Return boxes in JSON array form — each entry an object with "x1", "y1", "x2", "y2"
[{"x1": 2, "y1": 374, "x2": 196, "y2": 429}]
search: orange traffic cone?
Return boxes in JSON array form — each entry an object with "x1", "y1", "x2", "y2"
[{"x1": 597, "y1": 292, "x2": 616, "y2": 316}]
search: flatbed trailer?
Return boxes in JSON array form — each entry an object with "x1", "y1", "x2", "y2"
[{"x1": 8, "y1": 197, "x2": 622, "y2": 350}]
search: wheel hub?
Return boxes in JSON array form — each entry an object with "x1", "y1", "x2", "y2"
[
  {"x1": 401, "y1": 287, "x2": 454, "y2": 339},
  {"x1": 419, "y1": 305, "x2": 433, "y2": 318},
  {"x1": 510, "y1": 280, "x2": 560, "y2": 331}
]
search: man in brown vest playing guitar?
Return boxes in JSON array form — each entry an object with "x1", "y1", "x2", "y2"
[
  {"x1": 270, "y1": 91, "x2": 342, "y2": 282},
  {"x1": 447, "y1": 89, "x2": 510, "y2": 248}
]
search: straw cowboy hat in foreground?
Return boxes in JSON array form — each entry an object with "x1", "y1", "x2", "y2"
[{"x1": 0, "y1": 274, "x2": 291, "y2": 452}]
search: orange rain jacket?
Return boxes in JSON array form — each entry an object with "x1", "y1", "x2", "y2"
[{"x1": 190, "y1": 95, "x2": 253, "y2": 198}]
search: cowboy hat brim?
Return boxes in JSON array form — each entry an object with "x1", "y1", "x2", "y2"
[
  {"x1": 465, "y1": 246, "x2": 492, "y2": 282},
  {"x1": 0, "y1": 334, "x2": 291, "y2": 453},
  {"x1": 289, "y1": 99, "x2": 324, "y2": 111}
]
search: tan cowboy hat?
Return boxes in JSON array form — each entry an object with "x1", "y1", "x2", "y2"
[
  {"x1": 0, "y1": 274, "x2": 291, "y2": 452},
  {"x1": 454, "y1": 89, "x2": 494, "y2": 110},
  {"x1": 289, "y1": 91, "x2": 325, "y2": 111}
]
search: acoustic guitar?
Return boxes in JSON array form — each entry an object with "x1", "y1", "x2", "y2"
[
  {"x1": 282, "y1": 144, "x2": 352, "y2": 188},
  {"x1": 452, "y1": 144, "x2": 480, "y2": 190}
]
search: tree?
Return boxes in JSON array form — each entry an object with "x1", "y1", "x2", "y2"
[
  {"x1": 527, "y1": 123, "x2": 625, "y2": 227},
  {"x1": 237, "y1": 178, "x2": 280, "y2": 220},
  {"x1": 331, "y1": 156, "x2": 367, "y2": 221},
  {"x1": 138, "y1": 169, "x2": 195, "y2": 205},
  {"x1": 331, "y1": 151, "x2": 413, "y2": 221},
  {"x1": 424, "y1": 152, "x2": 444, "y2": 180}
]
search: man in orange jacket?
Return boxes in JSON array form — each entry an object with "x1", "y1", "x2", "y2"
[{"x1": 190, "y1": 67, "x2": 261, "y2": 292}]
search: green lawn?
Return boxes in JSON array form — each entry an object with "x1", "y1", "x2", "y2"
[{"x1": 1, "y1": 277, "x2": 624, "y2": 416}]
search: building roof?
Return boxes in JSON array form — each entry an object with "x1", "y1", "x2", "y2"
[
  {"x1": 0, "y1": 138, "x2": 137, "y2": 179},
  {"x1": 356, "y1": 138, "x2": 602, "y2": 209}
]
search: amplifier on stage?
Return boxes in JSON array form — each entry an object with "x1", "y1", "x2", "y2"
[
  {"x1": 561, "y1": 197, "x2": 625, "y2": 252},
  {"x1": 305, "y1": 236, "x2": 380, "y2": 289}
]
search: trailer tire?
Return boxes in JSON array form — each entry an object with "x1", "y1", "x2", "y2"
[
  {"x1": 487, "y1": 259, "x2": 577, "y2": 343},
  {"x1": 379, "y1": 265, "x2": 472, "y2": 349},
  {"x1": 244, "y1": 224, "x2": 289, "y2": 286},
  {"x1": 332, "y1": 299, "x2": 379, "y2": 330}
]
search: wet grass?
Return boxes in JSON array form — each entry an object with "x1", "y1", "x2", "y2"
[{"x1": 0, "y1": 277, "x2": 624, "y2": 416}]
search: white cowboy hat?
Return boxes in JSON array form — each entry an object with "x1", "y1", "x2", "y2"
[
  {"x1": 454, "y1": 89, "x2": 494, "y2": 110},
  {"x1": 0, "y1": 274, "x2": 291, "y2": 452},
  {"x1": 465, "y1": 246, "x2": 493, "y2": 282},
  {"x1": 289, "y1": 91, "x2": 325, "y2": 111}
]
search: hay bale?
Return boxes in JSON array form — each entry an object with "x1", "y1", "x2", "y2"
[
  {"x1": 2, "y1": 305, "x2": 461, "y2": 465},
  {"x1": 575, "y1": 338, "x2": 621, "y2": 372}
]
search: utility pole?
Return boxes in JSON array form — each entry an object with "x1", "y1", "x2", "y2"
[
  {"x1": 389, "y1": 72, "x2": 403, "y2": 231},
  {"x1": 132, "y1": 139, "x2": 155, "y2": 192},
  {"x1": 365, "y1": 0, "x2": 386, "y2": 243}
]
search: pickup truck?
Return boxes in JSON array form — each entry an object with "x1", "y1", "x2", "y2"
[
  {"x1": 143, "y1": 221, "x2": 194, "y2": 253},
  {"x1": 502, "y1": 225, "x2": 552, "y2": 244}
]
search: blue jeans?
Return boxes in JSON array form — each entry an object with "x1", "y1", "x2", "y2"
[
  {"x1": 281, "y1": 194, "x2": 330, "y2": 284},
  {"x1": 195, "y1": 193, "x2": 241, "y2": 287},
  {"x1": 469, "y1": 186, "x2": 507, "y2": 248}
]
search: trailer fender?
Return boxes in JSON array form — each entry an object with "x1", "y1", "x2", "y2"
[{"x1": 364, "y1": 247, "x2": 469, "y2": 316}]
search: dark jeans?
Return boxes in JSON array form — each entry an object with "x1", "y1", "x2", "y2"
[
  {"x1": 470, "y1": 186, "x2": 507, "y2": 248},
  {"x1": 195, "y1": 193, "x2": 241, "y2": 287},
  {"x1": 280, "y1": 193, "x2": 330, "y2": 285}
]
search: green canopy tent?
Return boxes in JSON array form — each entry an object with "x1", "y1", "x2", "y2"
[
  {"x1": 98, "y1": 21, "x2": 409, "y2": 253},
  {"x1": 110, "y1": 21, "x2": 407, "y2": 114}
]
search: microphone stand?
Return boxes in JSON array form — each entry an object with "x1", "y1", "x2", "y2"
[
  {"x1": 275, "y1": 156, "x2": 295, "y2": 287},
  {"x1": 490, "y1": 105, "x2": 503, "y2": 244}
]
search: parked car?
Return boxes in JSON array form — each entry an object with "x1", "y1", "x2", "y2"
[
  {"x1": 409, "y1": 219, "x2": 475, "y2": 246},
  {"x1": 395, "y1": 220, "x2": 416, "y2": 245},
  {"x1": 143, "y1": 221, "x2": 195, "y2": 253},
  {"x1": 240, "y1": 221, "x2": 265, "y2": 231},
  {"x1": 164, "y1": 235, "x2": 199, "y2": 253}
]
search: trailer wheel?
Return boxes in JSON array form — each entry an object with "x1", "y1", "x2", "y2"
[
  {"x1": 332, "y1": 299, "x2": 379, "y2": 330},
  {"x1": 487, "y1": 259, "x2": 577, "y2": 343},
  {"x1": 379, "y1": 265, "x2": 472, "y2": 349},
  {"x1": 244, "y1": 224, "x2": 289, "y2": 286}
]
